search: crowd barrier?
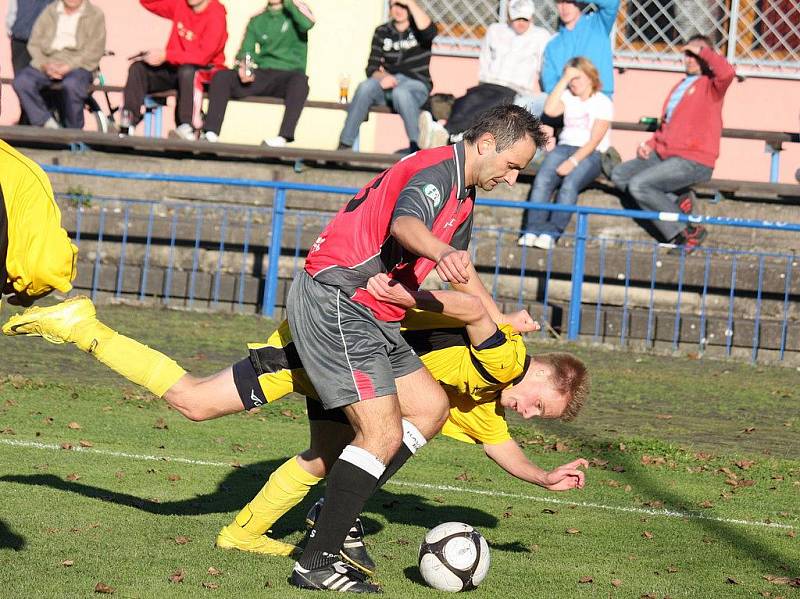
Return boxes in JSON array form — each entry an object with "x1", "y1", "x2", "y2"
[{"x1": 42, "y1": 165, "x2": 800, "y2": 362}]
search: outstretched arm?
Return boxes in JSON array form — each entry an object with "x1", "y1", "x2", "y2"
[{"x1": 483, "y1": 439, "x2": 588, "y2": 491}]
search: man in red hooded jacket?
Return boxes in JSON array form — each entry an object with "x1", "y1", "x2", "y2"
[
  {"x1": 119, "y1": 0, "x2": 227, "y2": 140},
  {"x1": 612, "y1": 34, "x2": 735, "y2": 253}
]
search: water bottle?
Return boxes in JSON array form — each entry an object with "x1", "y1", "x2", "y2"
[{"x1": 244, "y1": 52, "x2": 254, "y2": 78}]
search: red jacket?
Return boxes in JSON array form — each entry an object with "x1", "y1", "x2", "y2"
[
  {"x1": 646, "y1": 47, "x2": 735, "y2": 168},
  {"x1": 141, "y1": 0, "x2": 227, "y2": 69}
]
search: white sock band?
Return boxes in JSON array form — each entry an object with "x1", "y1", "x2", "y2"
[
  {"x1": 402, "y1": 419, "x2": 427, "y2": 454},
  {"x1": 339, "y1": 445, "x2": 385, "y2": 480}
]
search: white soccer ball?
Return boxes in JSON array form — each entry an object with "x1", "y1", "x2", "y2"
[{"x1": 418, "y1": 522, "x2": 490, "y2": 592}]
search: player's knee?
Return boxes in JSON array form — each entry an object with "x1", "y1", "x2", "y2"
[{"x1": 360, "y1": 421, "x2": 403, "y2": 462}]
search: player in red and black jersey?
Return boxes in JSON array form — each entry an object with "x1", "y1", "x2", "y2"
[{"x1": 287, "y1": 104, "x2": 548, "y2": 593}]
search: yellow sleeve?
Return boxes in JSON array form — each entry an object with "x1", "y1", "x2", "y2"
[
  {"x1": 469, "y1": 324, "x2": 527, "y2": 384},
  {"x1": 252, "y1": 321, "x2": 317, "y2": 402},
  {"x1": 441, "y1": 393, "x2": 511, "y2": 445},
  {"x1": 1, "y1": 141, "x2": 77, "y2": 297}
]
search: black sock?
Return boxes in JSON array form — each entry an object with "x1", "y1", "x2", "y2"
[
  {"x1": 376, "y1": 443, "x2": 413, "y2": 488},
  {"x1": 298, "y1": 446, "x2": 384, "y2": 570}
]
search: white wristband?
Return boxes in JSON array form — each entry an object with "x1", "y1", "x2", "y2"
[{"x1": 569, "y1": 156, "x2": 579, "y2": 167}]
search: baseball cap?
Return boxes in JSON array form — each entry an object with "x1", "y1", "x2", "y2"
[{"x1": 508, "y1": 0, "x2": 535, "y2": 21}]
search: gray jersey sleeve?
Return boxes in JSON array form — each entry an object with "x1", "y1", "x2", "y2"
[{"x1": 392, "y1": 164, "x2": 452, "y2": 229}]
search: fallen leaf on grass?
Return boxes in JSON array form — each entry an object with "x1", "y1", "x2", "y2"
[
  {"x1": 79, "y1": 440, "x2": 94, "y2": 448},
  {"x1": 656, "y1": 414, "x2": 672, "y2": 420},
  {"x1": 65, "y1": 473, "x2": 80, "y2": 481},
  {"x1": 153, "y1": 418, "x2": 168, "y2": 430},
  {"x1": 67, "y1": 422, "x2": 81, "y2": 430},
  {"x1": 553, "y1": 441, "x2": 569, "y2": 452},
  {"x1": 578, "y1": 576, "x2": 593, "y2": 584},
  {"x1": 542, "y1": 508, "x2": 558, "y2": 515},
  {"x1": 94, "y1": 582, "x2": 114, "y2": 594},
  {"x1": 565, "y1": 528, "x2": 581, "y2": 535},
  {"x1": 667, "y1": 566, "x2": 679, "y2": 573},
  {"x1": 1, "y1": 427, "x2": 15, "y2": 435},
  {"x1": 735, "y1": 459, "x2": 755, "y2": 470},
  {"x1": 642, "y1": 531, "x2": 654, "y2": 539},
  {"x1": 788, "y1": 531, "x2": 796, "y2": 539},
  {"x1": 641, "y1": 455, "x2": 666, "y2": 466},
  {"x1": 611, "y1": 579, "x2": 622, "y2": 587},
  {"x1": 741, "y1": 427, "x2": 756, "y2": 434},
  {"x1": 699, "y1": 500, "x2": 714, "y2": 508},
  {"x1": 612, "y1": 465, "x2": 626, "y2": 473},
  {"x1": 61, "y1": 560, "x2": 74, "y2": 567},
  {"x1": 589, "y1": 458, "x2": 608, "y2": 468},
  {"x1": 169, "y1": 569, "x2": 185, "y2": 583},
  {"x1": 175, "y1": 536, "x2": 191, "y2": 545},
  {"x1": 207, "y1": 567, "x2": 222, "y2": 576},
  {"x1": 114, "y1": 471, "x2": 125, "y2": 479},
  {"x1": 455, "y1": 472, "x2": 471, "y2": 482},
  {"x1": 642, "y1": 500, "x2": 664, "y2": 508},
  {"x1": 726, "y1": 577, "x2": 740, "y2": 584},
  {"x1": 202, "y1": 582, "x2": 219, "y2": 589},
  {"x1": 168, "y1": 474, "x2": 181, "y2": 482},
  {"x1": 279, "y1": 409, "x2": 296, "y2": 419},
  {"x1": 60, "y1": 443, "x2": 73, "y2": 450},
  {"x1": 694, "y1": 452, "x2": 713, "y2": 461}
]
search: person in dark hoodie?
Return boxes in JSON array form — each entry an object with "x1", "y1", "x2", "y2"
[{"x1": 336, "y1": 0, "x2": 437, "y2": 155}]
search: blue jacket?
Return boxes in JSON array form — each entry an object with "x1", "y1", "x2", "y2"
[
  {"x1": 541, "y1": 0, "x2": 619, "y2": 97},
  {"x1": 9, "y1": 0, "x2": 54, "y2": 41}
]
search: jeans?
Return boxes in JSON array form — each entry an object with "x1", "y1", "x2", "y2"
[
  {"x1": 523, "y1": 144, "x2": 602, "y2": 239},
  {"x1": 611, "y1": 153, "x2": 712, "y2": 241},
  {"x1": 12, "y1": 65, "x2": 93, "y2": 128},
  {"x1": 339, "y1": 73, "x2": 430, "y2": 147},
  {"x1": 514, "y1": 92, "x2": 548, "y2": 118}
]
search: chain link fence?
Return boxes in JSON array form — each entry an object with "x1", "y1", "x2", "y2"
[{"x1": 416, "y1": 0, "x2": 799, "y2": 79}]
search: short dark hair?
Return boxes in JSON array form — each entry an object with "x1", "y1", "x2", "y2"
[
  {"x1": 687, "y1": 33, "x2": 713, "y2": 47},
  {"x1": 463, "y1": 104, "x2": 547, "y2": 152}
]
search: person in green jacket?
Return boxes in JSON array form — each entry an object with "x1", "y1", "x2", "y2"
[{"x1": 200, "y1": 0, "x2": 315, "y2": 147}]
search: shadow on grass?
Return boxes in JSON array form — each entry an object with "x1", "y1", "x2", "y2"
[
  {"x1": 0, "y1": 459, "x2": 499, "y2": 540},
  {"x1": 0, "y1": 519, "x2": 25, "y2": 551}
]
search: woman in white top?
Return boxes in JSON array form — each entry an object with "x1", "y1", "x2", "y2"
[{"x1": 518, "y1": 57, "x2": 613, "y2": 249}]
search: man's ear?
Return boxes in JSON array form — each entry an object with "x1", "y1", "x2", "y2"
[{"x1": 476, "y1": 132, "x2": 496, "y2": 156}]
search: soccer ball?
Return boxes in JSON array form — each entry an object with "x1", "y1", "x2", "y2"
[{"x1": 418, "y1": 522, "x2": 490, "y2": 592}]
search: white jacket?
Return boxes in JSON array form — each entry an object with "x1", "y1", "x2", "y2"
[{"x1": 478, "y1": 22, "x2": 552, "y2": 97}]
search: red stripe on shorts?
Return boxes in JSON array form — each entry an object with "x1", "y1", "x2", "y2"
[{"x1": 353, "y1": 370, "x2": 376, "y2": 400}]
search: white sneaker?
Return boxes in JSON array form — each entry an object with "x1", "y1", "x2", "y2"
[
  {"x1": 532, "y1": 234, "x2": 555, "y2": 250},
  {"x1": 43, "y1": 117, "x2": 61, "y2": 129},
  {"x1": 169, "y1": 123, "x2": 196, "y2": 140},
  {"x1": 517, "y1": 233, "x2": 538, "y2": 247},
  {"x1": 262, "y1": 136, "x2": 287, "y2": 148},
  {"x1": 418, "y1": 110, "x2": 435, "y2": 149},
  {"x1": 200, "y1": 131, "x2": 219, "y2": 143}
]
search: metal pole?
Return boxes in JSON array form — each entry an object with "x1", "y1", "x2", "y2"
[
  {"x1": 263, "y1": 187, "x2": 287, "y2": 318},
  {"x1": 567, "y1": 212, "x2": 588, "y2": 341},
  {"x1": 727, "y1": 0, "x2": 741, "y2": 65},
  {"x1": 767, "y1": 142, "x2": 781, "y2": 183}
]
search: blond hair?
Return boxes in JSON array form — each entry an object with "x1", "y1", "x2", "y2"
[
  {"x1": 567, "y1": 56, "x2": 602, "y2": 94},
  {"x1": 534, "y1": 353, "x2": 589, "y2": 422}
]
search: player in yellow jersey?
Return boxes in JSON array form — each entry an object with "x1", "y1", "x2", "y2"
[
  {"x1": 5, "y1": 273, "x2": 589, "y2": 570},
  {"x1": 0, "y1": 139, "x2": 78, "y2": 308}
]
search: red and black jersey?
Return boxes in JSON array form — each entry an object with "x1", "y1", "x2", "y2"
[{"x1": 305, "y1": 142, "x2": 475, "y2": 322}]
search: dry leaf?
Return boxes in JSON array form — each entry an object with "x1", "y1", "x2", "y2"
[
  {"x1": 553, "y1": 441, "x2": 568, "y2": 452},
  {"x1": 612, "y1": 465, "x2": 626, "y2": 473},
  {"x1": 169, "y1": 569, "x2": 185, "y2": 584},
  {"x1": 207, "y1": 567, "x2": 222, "y2": 576},
  {"x1": 542, "y1": 508, "x2": 558, "y2": 515},
  {"x1": 643, "y1": 500, "x2": 664, "y2": 508},
  {"x1": 94, "y1": 582, "x2": 114, "y2": 594},
  {"x1": 656, "y1": 414, "x2": 672, "y2": 420},
  {"x1": 154, "y1": 418, "x2": 168, "y2": 430},
  {"x1": 611, "y1": 579, "x2": 622, "y2": 587},
  {"x1": 61, "y1": 560, "x2": 75, "y2": 567},
  {"x1": 455, "y1": 472, "x2": 470, "y2": 482},
  {"x1": 667, "y1": 566, "x2": 679, "y2": 573},
  {"x1": 60, "y1": 443, "x2": 73, "y2": 450},
  {"x1": 741, "y1": 427, "x2": 756, "y2": 434},
  {"x1": 735, "y1": 459, "x2": 755, "y2": 470},
  {"x1": 168, "y1": 474, "x2": 181, "y2": 482},
  {"x1": 694, "y1": 452, "x2": 713, "y2": 461},
  {"x1": 202, "y1": 582, "x2": 219, "y2": 589},
  {"x1": 79, "y1": 440, "x2": 94, "y2": 448},
  {"x1": 114, "y1": 471, "x2": 125, "y2": 479},
  {"x1": 565, "y1": 528, "x2": 581, "y2": 535},
  {"x1": 175, "y1": 535, "x2": 191, "y2": 545},
  {"x1": 67, "y1": 422, "x2": 81, "y2": 430},
  {"x1": 280, "y1": 409, "x2": 295, "y2": 419},
  {"x1": 65, "y1": 473, "x2": 80, "y2": 481},
  {"x1": 726, "y1": 577, "x2": 740, "y2": 584},
  {"x1": 642, "y1": 531, "x2": 654, "y2": 539},
  {"x1": 1, "y1": 427, "x2": 15, "y2": 435},
  {"x1": 578, "y1": 576, "x2": 593, "y2": 584},
  {"x1": 699, "y1": 500, "x2": 714, "y2": 508}
]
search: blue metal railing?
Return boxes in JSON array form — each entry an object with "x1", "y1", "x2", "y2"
[{"x1": 46, "y1": 165, "x2": 800, "y2": 360}]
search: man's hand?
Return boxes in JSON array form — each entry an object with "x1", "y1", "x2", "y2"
[
  {"x1": 500, "y1": 309, "x2": 540, "y2": 333},
  {"x1": 144, "y1": 49, "x2": 166, "y2": 66},
  {"x1": 637, "y1": 142, "x2": 652, "y2": 160},
  {"x1": 43, "y1": 62, "x2": 69, "y2": 80},
  {"x1": 238, "y1": 63, "x2": 255, "y2": 84},
  {"x1": 435, "y1": 249, "x2": 471, "y2": 284},
  {"x1": 541, "y1": 458, "x2": 589, "y2": 491},
  {"x1": 379, "y1": 74, "x2": 398, "y2": 90},
  {"x1": 366, "y1": 273, "x2": 416, "y2": 308}
]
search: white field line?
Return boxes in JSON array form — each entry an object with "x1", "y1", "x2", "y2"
[{"x1": 1, "y1": 438, "x2": 795, "y2": 531}]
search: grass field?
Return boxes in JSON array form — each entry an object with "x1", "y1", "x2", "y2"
[{"x1": 0, "y1": 303, "x2": 798, "y2": 598}]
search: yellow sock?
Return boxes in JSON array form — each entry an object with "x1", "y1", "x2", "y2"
[
  {"x1": 229, "y1": 456, "x2": 322, "y2": 538},
  {"x1": 73, "y1": 320, "x2": 186, "y2": 398}
]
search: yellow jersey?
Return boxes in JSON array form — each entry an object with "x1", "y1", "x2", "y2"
[
  {"x1": 249, "y1": 311, "x2": 528, "y2": 446},
  {"x1": 0, "y1": 139, "x2": 77, "y2": 299}
]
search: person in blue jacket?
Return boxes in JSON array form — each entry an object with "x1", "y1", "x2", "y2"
[{"x1": 540, "y1": 0, "x2": 619, "y2": 98}]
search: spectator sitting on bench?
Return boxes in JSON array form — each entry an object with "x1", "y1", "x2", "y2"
[
  {"x1": 119, "y1": 0, "x2": 227, "y2": 140},
  {"x1": 518, "y1": 57, "x2": 612, "y2": 250},
  {"x1": 200, "y1": 0, "x2": 315, "y2": 147},
  {"x1": 418, "y1": 0, "x2": 551, "y2": 149},
  {"x1": 12, "y1": 0, "x2": 105, "y2": 130},
  {"x1": 611, "y1": 35, "x2": 735, "y2": 254},
  {"x1": 337, "y1": 0, "x2": 437, "y2": 155}
]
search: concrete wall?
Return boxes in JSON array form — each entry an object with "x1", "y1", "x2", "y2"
[{"x1": 1, "y1": 0, "x2": 798, "y2": 182}]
